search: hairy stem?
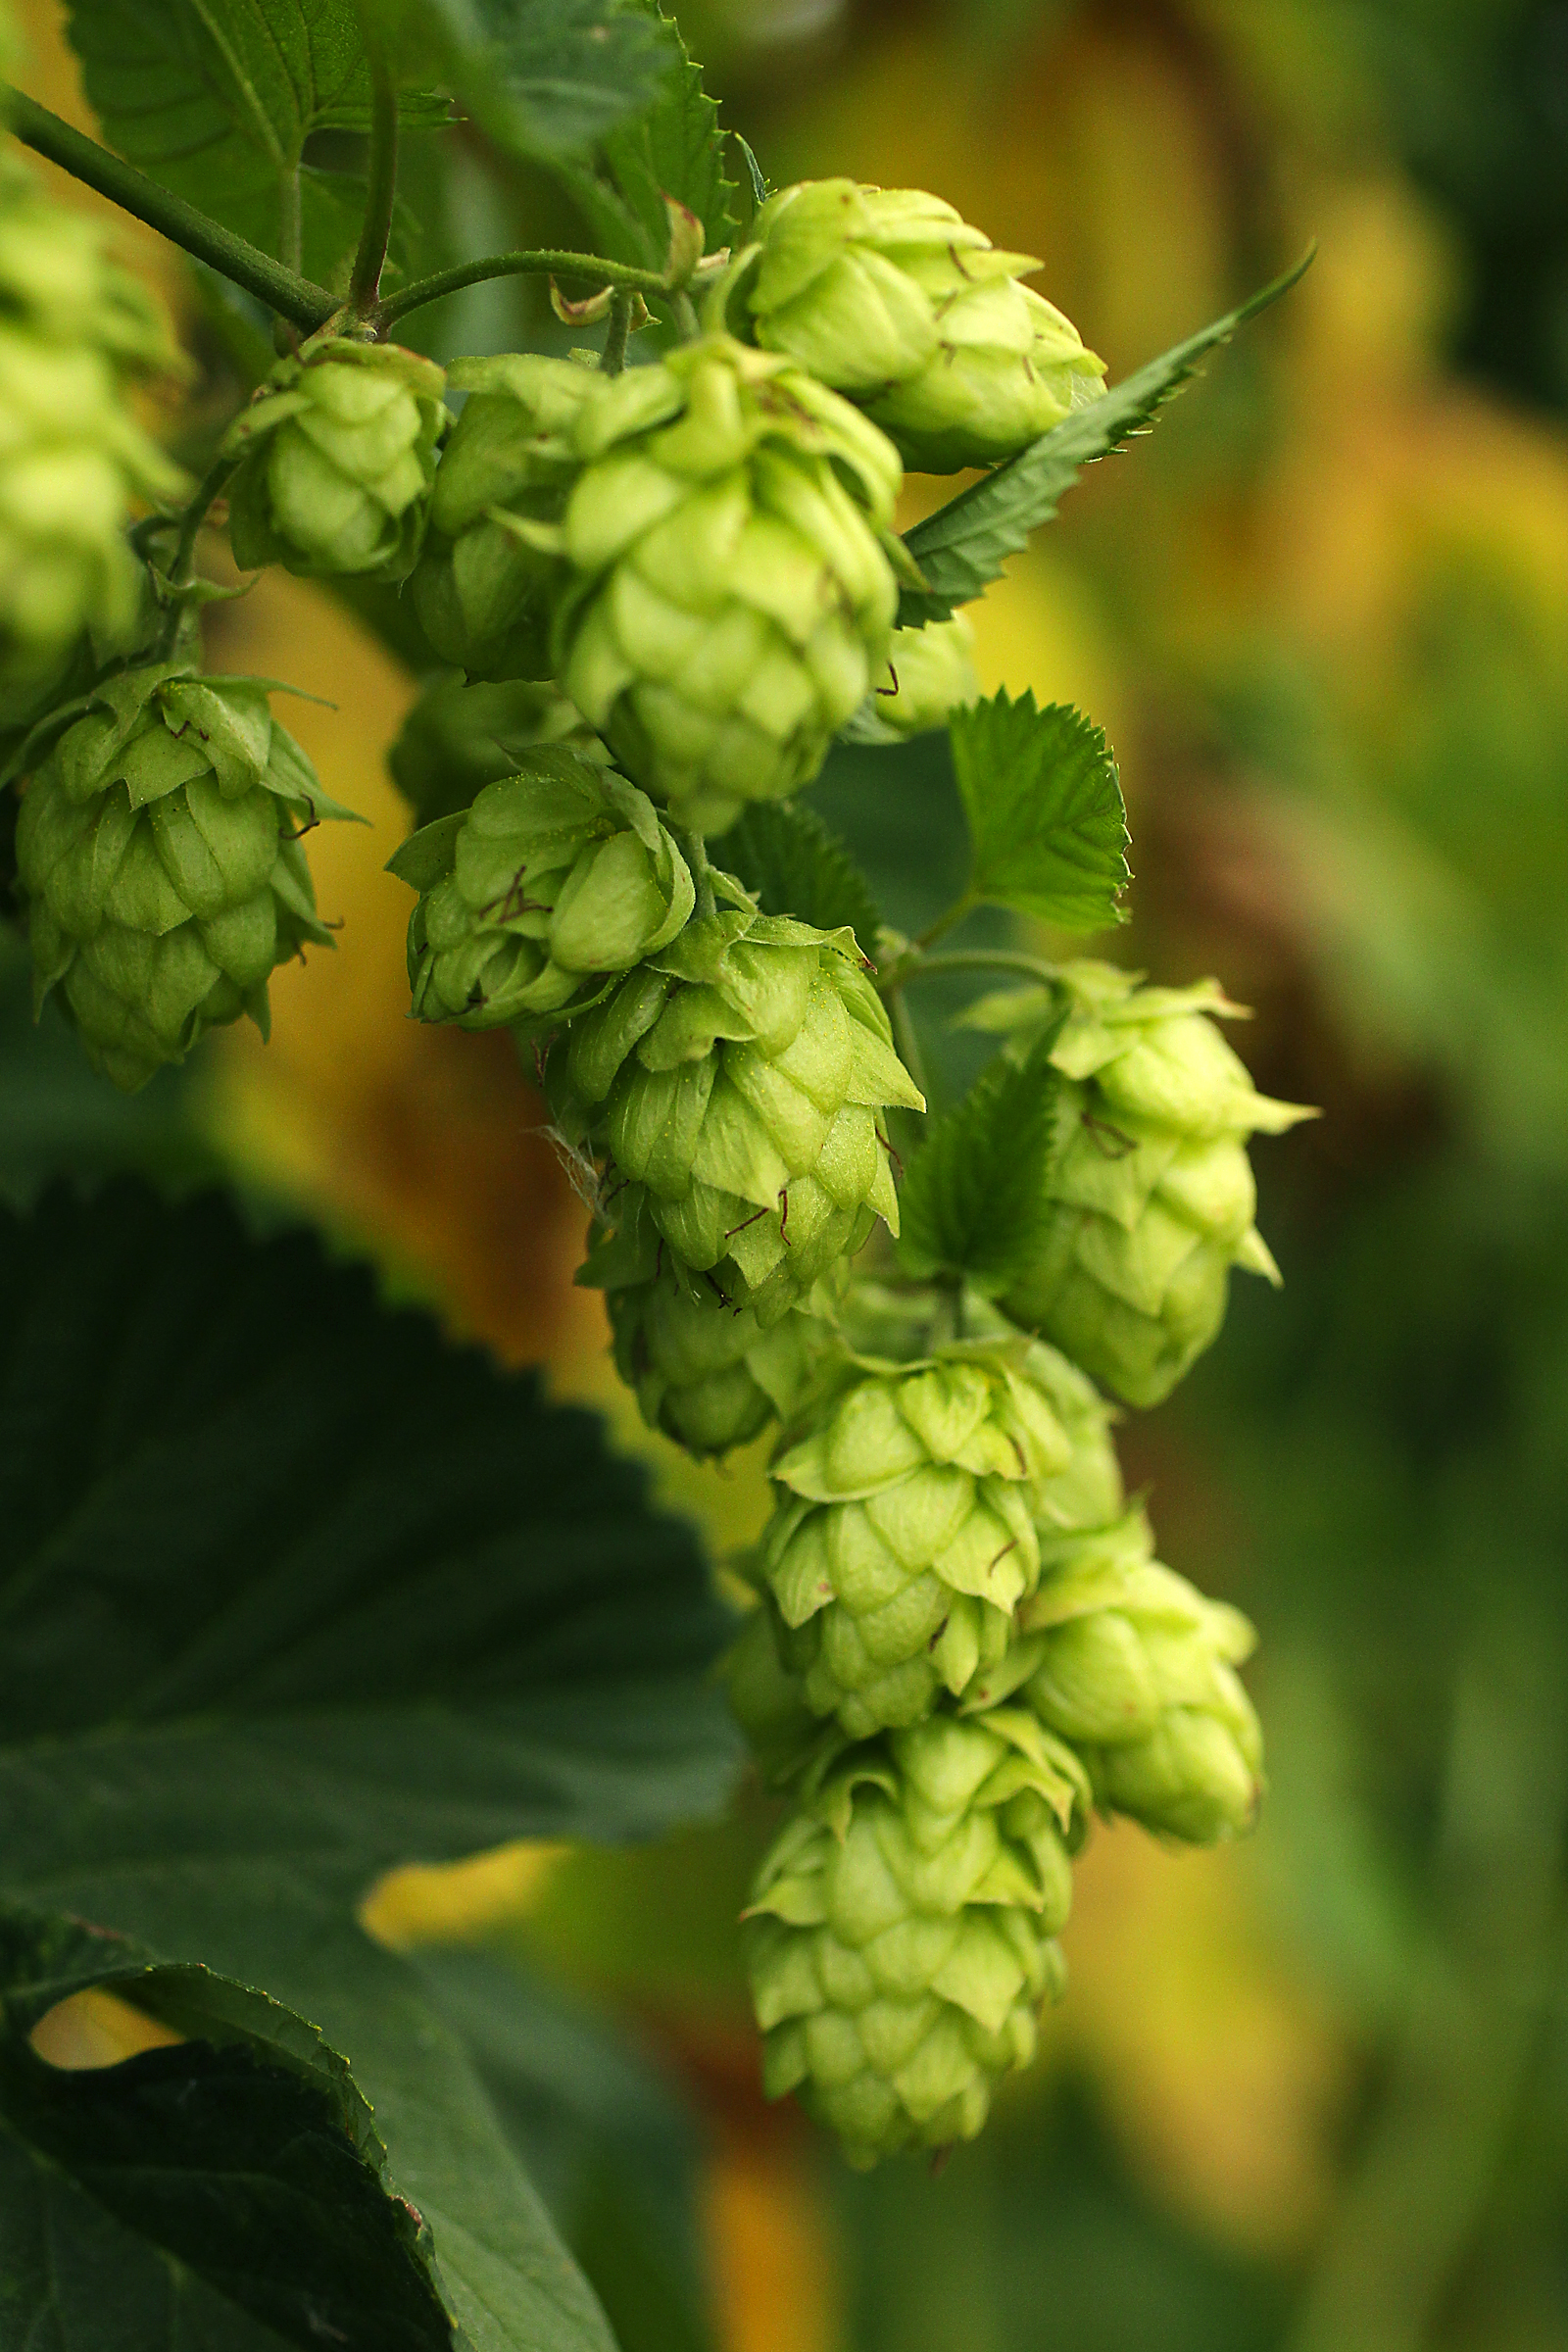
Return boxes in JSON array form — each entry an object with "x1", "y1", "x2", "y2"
[
  {"x1": 375, "y1": 249, "x2": 666, "y2": 331},
  {"x1": 348, "y1": 54, "x2": 398, "y2": 318},
  {"x1": 4, "y1": 89, "x2": 337, "y2": 333},
  {"x1": 601, "y1": 290, "x2": 635, "y2": 375}
]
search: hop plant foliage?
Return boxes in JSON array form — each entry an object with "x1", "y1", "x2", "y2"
[
  {"x1": 548, "y1": 333, "x2": 905, "y2": 832},
  {"x1": 969, "y1": 963, "x2": 1315, "y2": 1406},
  {"x1": 742, "y1": 178, "x2": 1107, "y2": 471},
  {"x1": 553, "y1": 886, "x2": 923, "y2": 1322},
  {"x1": 223, "y1": 333, "x2": 447, "y2": 581},
  {"x1": 14, "y1": 664, "x2": 349, "y2": 1090},
  {"x1": 745, "y1": 1709, "x2": 1089, "y2": 2167},
  {"x1": 388, "y1": 750, "x2": 694, "y2": 1031},
  {"x1": 0, "y1": 156, "x2": 183, "y2": 714}
]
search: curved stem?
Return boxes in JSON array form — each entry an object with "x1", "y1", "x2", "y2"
[
  {"x1": 683, "y1": 829, "x2": 715, "y2": 920},
  {"x1": 887, "y1": 990, "x2": 930, "y2": 1111},
  {"x1": 880, "y1": 946, "x2": 1063, "y2": 996},
  {"x1": 348, "y1": 54, "x2": 398, "y2": 317},
  {"x1": 913, "y1": 891, "x2": 978, "y2": 954},
  {"x1": 600, "y1": 290, "x2": 634, "y2": 375},
  {"x1": 154, "y1": 455, "x2": 238, "y2": 658},
  {"x1": 375, "y1": 248, "x2": 665, "y2": 332},
  {"x1": 5, "y1": 88, "x2": 336, "y2": 333}
]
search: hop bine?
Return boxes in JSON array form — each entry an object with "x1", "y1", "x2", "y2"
[
  {"x1": 546, "y1": 332, "x2": 905, "y2": 833},
  {"x1": 223, "y1": 331, "x2": 447, "y2": 582},
  {"x1": 13, "y1": 663, "x2": 351, "y2": 1090},
  {"x1": 740, "y1": 178, "x2": 1105, "y2": 472},
  {"x1": 551, "y1": 884, "x2": 923, "y2": 1324},
  {"x1": 967, "y1": 962, "x2": 1315, "y2": 1406},
  {"x1": 745, "y1": 1709, "x2": 1089, "y2": 2166},
  {"x1": 388, "y1": 750, "x2": 694, "y2": 1031}
]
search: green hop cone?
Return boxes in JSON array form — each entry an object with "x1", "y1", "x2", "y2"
[
  {"x1": 411, "y1": 355, "x2": 598, "y2": 681},
  {"x1": 969, "y1": 962, "x2": 1316, "y2": 1407},
  {"x1": 604, "y1": 1256, "x2": 834, "y2": 1458},
  {"x1": 868, "y1": 613, "x2": 978, "y2": 737},
  {"x1": 554, "y1": 887, "x2": 923, "y2": 1323},
  {"x1": 759, "y1": 1340, "x2": 1080, "y2": 1739},
  {"x1": 742, "y1": 178, "x2": 1106, "y2": 473},
  {"x1": 14, "y1": 663, "x2": 351, "y2": 1090},
  {"x1": 223, "y1": 331, "x2": 447, "y2": 582},
  {"x1": 550, "y1": 332, "x2": 903, "y2": 832},
  {"x1": 745, "y1": 1708, "x2": 1089, "y2": 2166},
  {"x1": 989, "y1": 1509, "x2": 1263, "y2": 1845},
  {"x1": 387, "y1": 749, "x2": 694, "y2": 1032},
  {"x1": 0, "y1": 157, "x2": 184, "y2": 707},
  {"x1": 388, "y1": 674, "x2": 608, "y2": 826}
]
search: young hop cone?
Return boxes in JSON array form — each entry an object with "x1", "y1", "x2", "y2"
[
  {"x1": 600, "y1": 1252, "x2": 837, "y2": 1458},
  {"x1": 0, "y1": 157, "x2": 184, "y2": 712},
  {"x1": 984, "y1": 1509, "x2": 1264, "y2": 1845},
  {"x1": 548, "y1": 332, "x2": 904, "y2": 833},
  {"x1": 868, "y1": 613, "x2": 979, "y2": 737},
  {"x1": 742, "y1": 178, "x2": 1106, "y2": 472},
  {"x1": 388, "y1": 674, "x2": 609, "y2": 826},
  {"x1": 14, "y1": 664, "x2": 351, "y2": 1090},
  {"x1": 411, "y1": 355, "x2": 600, "y2": 681},
  {"x1": 757, "y1": 1339, "x2": 1082, "y2": 1740},
  {"x1": 388, "y1": 750, "x2": 694, "y2": 1031},
  {"x1": 223, "y1": 332, "x2": 447, "y2": 581},
  {"x1": 552, "y1": 886, "x2": 923, "y2": 1323},
  {"x1": 969, "y1": 963, "x2": 1316, "y2": 1408},
  {"x1": 745, "y1": 1709, "x2": 1089, "y2": 2166}
]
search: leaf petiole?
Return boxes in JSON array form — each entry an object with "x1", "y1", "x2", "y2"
[
  {"x1": 348, "y1": 50, "x2": 399, "y2": 318},
  {"x1": 374, "y1": 249, "x2": 668, "y2": 331},
  {"x1": 880, "y1": 946, "x2": 1065, "y2": 995}
]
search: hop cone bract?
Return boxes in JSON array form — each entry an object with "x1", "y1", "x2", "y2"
[
  {"x1": 759, "y1": 1340, "x2": 1079, "y2": 1738},
  {"x1": 550, "y1": 333, "x2": 903, "y2": 832},
  {"x1": 412, "y1": 355, "x2": 597, "y2": 681},
  {"x1": 555, "y1": 891, "x2": 922, "y2": 1322},
  {"x1": 972, "y1": 963, "x2": 1315, "y2": 1406},
  {"x1": 15, "y1": 664, "x2": 349, "y2": 1089},
  {"x1": 746, "y1": 1709, "x2": 1088, "y2": 2165},
  {"x1": 224, "y1": 332, "x2": 446, "y2": 581},
  {"x1": 0, "y1": 157, "x2": 183, "y2": 709},
  {"x1": 388, "y1": 750, "x2": 694, "y2": 1031},
  {"x1": 869, "y1": 614, "x2": 978, "y2": 737},
  {"x1": 743, "y1": 179, "x2": 1105, "y2": 472}
]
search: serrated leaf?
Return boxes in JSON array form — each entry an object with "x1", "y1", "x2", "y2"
[
  {"x1": 66, "y1": 0, "x2": 450, "y2": 275},
  {"x1": 719, "y1": 802, "x2": 883, "y2": 947},
  {"x1": 899, "y1": 252, "x2": 1315, "y2": 625},
  {"x1": 898, "y1": 1030, "x2": 1065, "y2": 1292},
  {"x1": 951, "y1": 691, "x2": 1129, "y2": 931},
  {"x1": 0, "y1": 1181, "x2": 739, "y2": 2351},
  {"x1": 412, "y1": 0, "x2": 676, "y2": 164}
]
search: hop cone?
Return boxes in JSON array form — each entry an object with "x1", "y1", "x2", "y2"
[
  {"x1": 746, "y1": 1709, "x2": 1088, "y2": 2166},
  {"x1": 412, "y1": 355, "x2": 597, "y2": 681},
  {"x1": 554, "y1": 890, "x2": 922, "y2": 1323},
  {"x1": 759, "y1": 1340, "x2": 1080, "y2": 1739},
  {"x1": 743, "y1": 178, "x2": 1106, "y2": 473},
  {"x1": 971, "y1": 963, "x2": 1315, "y2": 1407},
  {"x1": 550, "y1": 333, "x2": 903, "y2": 833},
  {"x1": 994, "y1": 1510, "x2": 1263, "y2": 1844},
  {"x1": 223, "y1": 332, "x2": 446, "y2": 582},
  {"x1": 0, "y1": 157, "x2": 183, "y2": 709},
  {"x1": 14, "y1": 664, "x2": 349, "y2": 1089},
  {"x1": 607, "y1": 1257, "x2": 833, "y2": 1458},
  {"x1": 388, "y1": 674, "x2": 608, "y2": 826},
  {"x1": 869, "y1": 614, "x2": 978, "y2": 738},
  {"x1": 388, "y1": 750, "x2": 694, "y2": 1031}
]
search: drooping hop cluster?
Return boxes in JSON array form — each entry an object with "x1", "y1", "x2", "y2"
[
  {"x1": 14, "y1": 664, "x2": 349, "y2": 1089},
  {"x1": 745, "y1": 1710, "x2": 1088, "y2": 2167},
  {"x1": 740, "y1": 178, "x2": 1106, "y2": 472},
  {"x1": 412, "y1": 355, "x2": 599, "y2": 682},
  {"x1": 751, "y1": 1342, "x2": 1080, "y2": 1739},
  {"x1": 388, "y1": 674, "x2": 609, "y2": 826},
  {"x1": 551, "y1": 889, "x2": 923, "y2": 1324},
  {"x1": 970, "y1": 963, "x2": 1314, "y2": 1406},
  {"x1": 1001, "y1": 1509, "x2": 1263, "y2": 1844},
  {"x1": 600, "y1": 1252, "x2": 832, "y2": 1458},
  {"x1": 223, "y1": 331, "x2": 447, "y2": 581},
  {"x1": 0, "y1": 156, "x2": 184, "y2": 715},
  {"x1": 547, "y1": 333, "x2": 905, "y2": 833},
  {"x1": 388, "y1": 750, "x2": 694, "y2": 1030}
]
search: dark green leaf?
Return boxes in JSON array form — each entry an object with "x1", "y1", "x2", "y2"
[
  {"x1": 409, "y1": 0, "x2": 675, "y2": 165},
  {"x1": 950, "y1": 691, "x2": 1129, "y2": 931},
  {"x1": 719, "y1": 802, "x2": 883, "y2": 947},
  {"x1": 899, "y1": 253, "x2": 1315, "y2": 625},
  {"x1": 898, "y1": 1029, "x2": 1066, "y2": 1292},
  {"x1": 65, "y1": 0, "x2": 449, "y2": 273}
]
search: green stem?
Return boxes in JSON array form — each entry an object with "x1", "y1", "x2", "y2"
[
  {"x1": 671, "y1": 288, "x2": 700, "y2": 340},
  {"x1": 601, "y1": 290, "x2": 634, "y2": 375},
  {"x1": 4, "y1": 89, "x2": 337, "y2": 333},
  {"x1": 683, "y1": 830, "x2": 715, "y2": 920},
  {"x1": 348, "y1": 54, "x2": 398, "y2": 317},
  {"x1": 880, "y1": 946, "x2": 1062, "y2": 996},
  {"x1": 154, "y1": 455, "x2": 238, "y2": 657},
  {"x1": 375, "y1": 248, "x2": 665, "y2": 331},
  {"x1": 887, "y1": 989, "x2": 931, "y2": 1111},
  {"x1": 278, "y1": 167, "x2": 302, "y2": 280},
  {"x1": 913, "y1": 892, "x2": 979, "y2": 954}
]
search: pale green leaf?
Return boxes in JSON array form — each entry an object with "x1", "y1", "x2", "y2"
[{"x1": 951, "y1": 691, "x2": 1129, "y2": 930}]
